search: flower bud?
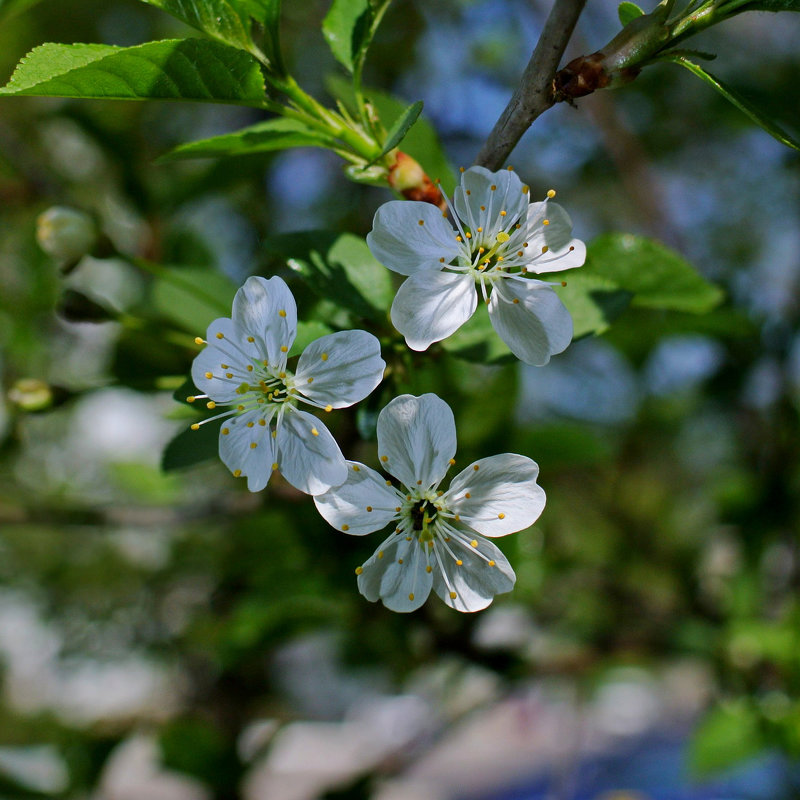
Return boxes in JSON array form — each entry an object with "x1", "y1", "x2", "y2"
[
  {"x1": 387, "y1": 151, "x2": 445, "y2": 209},
  {"x1": 36, "y1": 206, "x2": 97, "y2": 271},
  {"x1": 7, "y1": 378, "x2": 53, "y2": 412}
]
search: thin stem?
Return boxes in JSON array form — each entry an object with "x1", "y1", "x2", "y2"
[{"x1": 474, "y1": 0, "x2": 587, "y2": 170}]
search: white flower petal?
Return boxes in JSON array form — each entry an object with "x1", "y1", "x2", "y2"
[
  {"x1": 391, "y1": 270, "x2": 477, "y2": 351},
  {"x1": 432, "y1": 534, "x2": 515, "y2": 612},
  {"x1": 191, "y1": 328, "x2": 253, "y2": 403},
  {"x1": 294, "y1": 330, "x2": 385, "y2": 409},
  {"x1": 367, "y1": 201, "x2": 460, "y2": 276},
  {"x1": 524, "y1": 202, "x2": 586, "y2": 273},
  {"x1": 454, "y1": 166, "x2": 529, "y2": 235},
  {"x1": 445, "y1": 454, "x2": 545, "y2": 537},
  {"x1": 376, "y1": 393, "x2": 456, "y2": 489},
  {"x1": 218, "y1": 409, "x2": 276, "y2": 492},
  {"x1": 488, "y1": 278, "x2": 573, "y2": 366},
  {"x1": 357, "y1": 532, "x2": 433, "y2": 613},
  {"x1": 314, "y1": 461, "x2": 404, "y2": 536},
  {"x1": 276, "y1": 406, "x2": 347, "y2": 495},
  {"x1": 232, "y1": 276, "x2": 297, "y2": 370}
]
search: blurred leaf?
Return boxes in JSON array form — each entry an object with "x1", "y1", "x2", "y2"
[
  {"x1": 138, "y1": 0, "x2": 254, "y2": 52},
  {"x1": 0, "y1": 40, "x2": 266, "y2": 106},
  {"x1": 0, "y1": 0, "x2": 44, "y2": 19},
  {"x1": 618, "y1": 1, "x2": 644, "y2": 24},
  {"x1": 556, "y1": 271, "x2": 633, "y2": 338},
  {"x1": 440, "y1": 304, "x2": 514, "y2": 364},
  {"x1": 159, "y1": 117, "x2": 335, "y2": 161},
  {"x1": 661, "y1": 55, "x2": 800, "y2": 151},
  {"x1": 518, "y1": 422, "x2": 615, "y2": 469},
  {"x1": 269, "y1": 231, "x2": 393, "y2": 322},
  {"x1": 327, "y1": 76, "x2": 456, "y2": 191},
  {"x1": 373, "y1": 99, "x2": 423, "y2": 161},
  {"x1": 689, "y1": 701, "x2": 765, "y2": 776},
  {"x1": 322, "y1": 0, "x2": 372, "y2": 73},
  {"x1": 151, "y1": 267, "x2": 237, "y2": 333},
  {"x1": 109, "y1": 461, "x2": 183, "y2": 503},
  {"x1": 160, "y1": 718, "x2": 238, "y2": 791},
  {"x1": 248, "y1": 0, "x2": 285, "y2": 74},
  {"x1": 585, "y1": 233, "x2": 724, "y2": 313},
  {"x1": 162, "y1": 419, "x2": 221, "y2": 471},
  {"x1": 291, "y1": 319, "x2": 335, "y2": 357}
]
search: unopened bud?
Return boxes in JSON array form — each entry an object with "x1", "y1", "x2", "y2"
[
  {"x1": 36, "y1": 206, "x2": 97, "y2": 271},
  {"x1": 7, "y1": 378, "x2": 53, "y2": 412},
  {"x1": 388, "y1": 151, "x2": 445, "y2": 209}
]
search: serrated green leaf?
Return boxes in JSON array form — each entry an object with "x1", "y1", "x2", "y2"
[
  {"x1": 159, "y1": 117, "x2": 335, "y2": 161},
  {"x1": 269, "y1": 231, "x2": 393, "y2": 322},
  {"x1": 162, "y1": 420, "x2": 221, "y2": 471},
  {"x1": 151, "y1": 267, "x2": 237, "y2": 333},
  {"x1": 323, "y1": 0, "x2": 372, "y2": 73},
  {"x1": 584, "y1": 233, "x2": 724, "y2": 313},
  {"x1": 662, "y1": 55, "x2": 800, "y2": 151},
  {"x1": 618, "y1": 1, "x2": 645, "y2": 24},
  {"x1": 0, "y1": 39, "x2": 266, "y2": 106},
  {"x1": 139, "y1": 0, "x2": 254, "y2": 51},
  {"x1": 373, "y1": 99, "x2": 423, "y2": 160},
  {"x1": 689, "y1": 701, "x2": 765, "y2": 776}
]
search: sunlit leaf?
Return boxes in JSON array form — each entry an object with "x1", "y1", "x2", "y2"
[
  {"x1": 151, "y1": 266, "x2": 237, "y2": 333},
  {"x1": 618, "y1": 1, "x2": 645, "y2": 24},
  {"x1": 159, "y1": 117, "x2": 336, "y2": 161},
  {"x1": 322, "y1": 0, "x2": 372, "y2": 73},
  {"x1": 373, "y1": 99, "x2": 423, "y2": 160},
  {"x1": 661, "y1": 55, "x2": 800, "y2": 151},
  {"x1": 689, "y1": 701, "x2": 765, "y2": 776},
  {"x1": 0, "y1": 40, "x2": 266, "y2": 106}
]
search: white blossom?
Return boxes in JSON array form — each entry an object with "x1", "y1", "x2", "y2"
[
  {"x1": 190, "y1": 276, "x2": 385, "y2": 495},
  {"x1": 314, "y1": 394, "x2": 546, "y2": 612},
  {"x1": 367, "y1": 166, "x2": 585, "y2": 365}
]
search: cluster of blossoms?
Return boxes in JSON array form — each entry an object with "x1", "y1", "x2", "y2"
[{"x1": 189, "y1": 167, "x2": 585, "y2": 613}]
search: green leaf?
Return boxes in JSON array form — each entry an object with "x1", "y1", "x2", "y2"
[
  {"x1": 159, "y1": 117, "x2": 335, "y2": 161},
  {"x1": 138, "y1": 0, "x2": 254, "y2": 52},
  {"x1": 322, "y1": 0, "x2": 372, "y2": 73},
  {"x1": 689, "y1": 701, "x2": 765, "y2": 776},
  {"x1": 267, "y1": 231, "x2": 393, "y2": 323},
  {"x1": 0, "y1": 40, "x2": 266, "y2": 106},
  {"x1": 0, "y1": 0, "x2": 44, "y2": 19},
  {"x1": 246, "y1": 0, "x2": 285, "y2": 74},
  {"x1": 290, "y1": 320, "x2": 334, "y2": 358},
  {"x1": 661, "y1": 55, "x2": 800, "y2": 151},
  {"x1": 440, "y1": 305, "x2": 514, "y2": 364},
  {"x1": 556, "y1": 271, "x2": 633, "y2": 338},
  {"x1": 327, "y1": 76, "x2": 455, "y2": 191},
  {"x1": 373, "y1": 99, "x2": 423, "y2": 160},
  {"x1": 618, "y1": 1, "x2": 645, "y2": 25},
  {"x1": 151, "y1": 266, "x2": 237, "y2": 333},
  {"x1": 162, "y1": 419, "x2": 221, "y2": 471}
]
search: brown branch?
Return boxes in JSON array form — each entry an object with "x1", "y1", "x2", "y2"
[{"x1": 474, "y1": 0, "x2": 587, "y2": 170}]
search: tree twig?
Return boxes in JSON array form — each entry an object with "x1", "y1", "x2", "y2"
[{"x1": 474, "y1": 0, "x2": 587, "y2": 170}]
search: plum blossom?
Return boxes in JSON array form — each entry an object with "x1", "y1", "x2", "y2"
[
  {"x1": 190, "y1": 276, "x2": 385, "y2": 495},
  {"x1": 314, "y1": 394, "x2": 546, "y2": 612},
  {"x1": 367, "y1": 165, "x2": 585, "y2": 365}
]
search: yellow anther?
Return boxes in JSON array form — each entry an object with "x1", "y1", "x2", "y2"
[
  {"x1": 271, "y1": 430, "x2": 277, "y2": 438},
  {"x1": 271, "y1": 462, "x2": 278, "y2": 470},
  {"x1": 449, "y1": 458, "x2": 455, "y2": 465},
  {"x1": 233, "y1": 469, "x2": 242, "y2": 477},
  {"x1": 477, "y1": 227, "x2": 483, "y2": 233},
  {"x1": 250, "y1": 442, "x2": 257, "y2": 449},
  {"x1": 207, "y1": 401, "x2": 216, "y2": 409},
  {"x1": 366, "y1": 506, "x2": 373, "y2": 512},
  {"x1": 187, "y1": 396, "x2": 196, "y2": 403},
  {"x1": 490, "y1": 185, "x2": 497, "y2": 191},
  {"x1": 194, "y1": 337, "x2": 204, "y2": 345},
  {"x1": 473, "y1": 464, "x2": 480, "y2": 471},
  {"x1": 237, "y1": 404, "x2": 245, "y2": 411},
  {"x1": 479, "y1": 247, "x2": 485, "y2": 254},
  {"x1": 395, "y1": 506, "x2": 401, "y2": 512},
  {"x1": 311, "y1": 428, "x2": 319, "y2": 436},
  {"x1": 418, "y1": 219, "x2": 425, "y2": 226},
  {"x1": 278, "y1": 309, "x2": 286, "y2": 317},
  {"x1": 222, "y1": 427, "x2": 230, "y2": 435},
  {"x1": 500, "y1": 210, "x2": 507, "y2": 216},
  {"x1": 221, "y1": 363, "x2": 229, "y2": 369},
  {"x1": 246, "y1": 365, "x2": 253, "y2": 372},
  {"x1": 385, "y1": 480, "x2": 392, "y2": 486},
  {"x1": 488, "y1": 560, "x2": 496, "y2": 567},
  {"x1": 437, "y1": 490, "x2": 444, "y2": 497},
  {"x1": 449, "y1": 591, "x2": 457, "y2": 599},
  {"x1": 427, "y1": 540, "x2": 433, "y2": 549},
  {"x1": 465, "y1": 492, "x2": 471, "y2": 499},
  {"x1": 259, "y1": 419, "x2": 266, "y2": 426},
  {"x1": 456, "y1": 235, "x2": 463, "y2": 242},
  {"x1": 521, "y1": 185, "x2": 529, "y2": 193},
  {"x1": 226, "y1": 373, "x2": 233, "y2": 379},
  {"x1": 321, "y1": 353, "x2": 328, "y2": 361},
  {"x1": 513, "y1": 298, "x2": 520, "y2": 304},
  {"x1": 381, "y1": 455, "x2": 388, "y2": 462},
  {"x1": 516, "y1": 223, "x2": 522, "y2": 229},
  {"x1": 507, "y1": 165, "x2": 514, "y2": 170},
  {"x1": 466, "y1": 190, "x2": 471, "y2": 196},
  {"x1": 378, "y1": 550, "x2": 384, "y2": 559},
  {"x1": 547, "y1": 189, "x2": 556, "y2": 198},
  {"x1": 353, "y1": 465, "x2": 361, "y2": 472},
  {"x1": 279, "y1": 371, "x2": 286, "y2": 379},
  {"x1": 521, "y1": 267, "x2": 528, "y2": 274},
  {"x1": 408, "y1": 593, "x2": 414, "y2": 601},
  {"x1": 247, "y1": 336, "x2": 255, "y2": 342},
  {"x1": 456, "y1": 559, "x2": 463, "y2": 566},
  {"x1": 480, "y1": 205, "x2": 486, "y2": 211},
  {"x1": 190, "y1": 423, "x2": 200, "y2": 431},
  {"x1": 496, "y1": 231, "x2": 510, "y2": 243},
  {"x1": 342, "y1": 524, "x2": 349, "y2": 531},
  {"x1": 398, "y1": 558, "x2": 403, "y2": 564},
  {"x1": 280, "y1": 345, "x2": 288, "y2": 352},
  {"x1": 307, "y1": 377, "x2": 313, "y2": 384},
  {"x1": 454, "y1": 514, "x2": 460, "y2": 521},
  {"x1": 465, "y1": 231, "x2": 472, "y2": 239},
  {"x1": 439, "y1": 257, "x2": 445, "y2": 263},
  {"x1": 569, "y1": 245, "x2": 575, "y2": 252},
  {"x1": 543, "y1": 219, "x2": 550, "y2": 226},
  {"x1": 204, "y1": 372, "x2": 213, "y2": 379},
  {"x1": 470, "y1": 540, "x2": 478, "y2": 548},
  {"x1": 215, "y1": 332, "x2": 224, "y2": 339},
  {"x1": 325, "y1": 404, "x2": 332, "y2": 412},
  {"x1": 459, "y1": 166, "x2": 465, "y2": 172},
  {"x1": 355, "y1": 566, "x2": 363, "y2": 575},
  {"x1": 498, "y1": 513, "x2": 506, "y2": 519},
  {"x1": 426, "y1": 565, "x2": 432, "y2": 573},
  {"x1": 416, "y1": 480, "x2": 422, "y2": 486}
]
